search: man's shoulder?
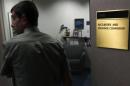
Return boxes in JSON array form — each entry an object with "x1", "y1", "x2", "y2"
[
  {"x1": 11, "y1": 32, "x2": 54, "y2": 42},
  {"x1": 3, "y1": 38, "x2": 18, "y2": 47},
  {"x1": 34, "y1": 32, "x2": 60, "y2": 44},
  {"x1": 4, "y1": 31, "x2": 62, "y2": 48}
]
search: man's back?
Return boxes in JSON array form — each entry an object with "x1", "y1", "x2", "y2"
[
  {"x1": 1, "y1": 28, "x2": 70, "y2": 86},
  {"x1": 1, "y1": 1, "x2": 71, "y2": 86}
]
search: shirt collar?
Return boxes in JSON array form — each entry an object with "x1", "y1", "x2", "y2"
[{"x1": 24, "y1": 27, "x2": 40, "y2": 34}]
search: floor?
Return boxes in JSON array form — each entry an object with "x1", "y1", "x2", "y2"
[
  {"x1": 72, "y1": 69, "x2": 91, "y2": 86},
  {"x1": 0, "y1": 69, "x2": 91, "y2": 86}
]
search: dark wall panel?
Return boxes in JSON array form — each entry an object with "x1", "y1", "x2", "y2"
[{"x1": 89, "y1": 0, "x2": 130, "y2": 86}]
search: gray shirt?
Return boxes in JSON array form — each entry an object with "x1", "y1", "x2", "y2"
[{"x1": 1, "y1": 27, "x2": 70, "y2": 86}]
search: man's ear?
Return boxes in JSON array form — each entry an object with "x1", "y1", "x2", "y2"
[{"x1": 21, "y1": 16, "x2": 29, "y2": 26}]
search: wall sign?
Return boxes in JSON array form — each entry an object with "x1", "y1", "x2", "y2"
[
  {"x1": 74, "y1": 18, "x2": 84, "y2": 30},
  {"x1": 96, "y1": 10, "x2": 129, "y2": 50}
]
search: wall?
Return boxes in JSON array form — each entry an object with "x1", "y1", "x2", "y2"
[
  {"x1": 0, "y1": 0, "x2": 4, "y2": 66},
  {"x1": 33, "y1": 0, "x2": 90, "y2": 39},
  {"x1": 89, "y1": 0, "x2": 130, "y2": 86}
]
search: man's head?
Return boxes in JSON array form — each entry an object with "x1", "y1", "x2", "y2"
[{"x1": 11, "y1": 1, "x2": 39, "y2": 33}]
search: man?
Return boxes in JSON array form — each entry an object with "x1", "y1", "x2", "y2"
[{"x1": 0, "y1": 1, "x2": 72, "y2": 86}]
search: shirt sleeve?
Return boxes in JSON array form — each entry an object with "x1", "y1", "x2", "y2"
[{"x1": 0, "y1": 42, "x2": 18, "y2": 77}]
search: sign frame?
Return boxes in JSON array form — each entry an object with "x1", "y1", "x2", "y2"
[{"x1": 96, "y1": 9, "x2": 129, "y2": 50}]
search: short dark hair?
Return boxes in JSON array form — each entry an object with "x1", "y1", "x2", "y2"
[{"x1": 11, "y1": 1, "x2": 39, "y2": 26}]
